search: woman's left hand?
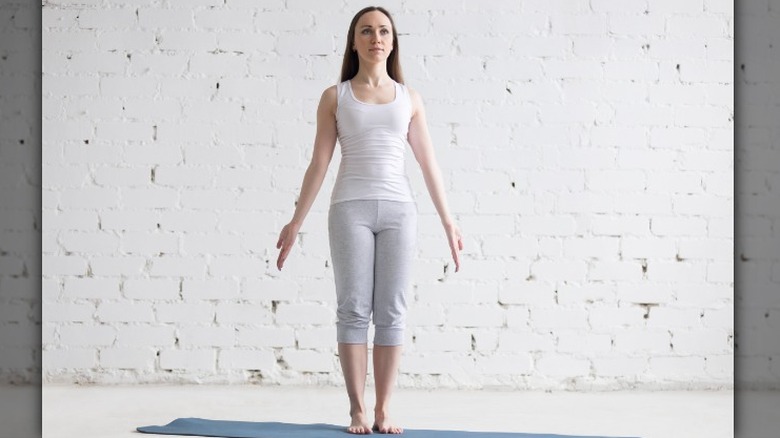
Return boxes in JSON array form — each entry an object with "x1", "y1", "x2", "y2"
[
  {"x1": 443, "y1": 221, "x2": 463, "y2": 272},
  {"x1": 276, "y1": 221, "x2": 301, "y2": 271}
]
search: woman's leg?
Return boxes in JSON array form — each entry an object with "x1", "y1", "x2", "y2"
[
  {"x1": 371, "y1": 201, "x2": 416, "y2": 434},
  {"x1": 329, "y1": 200, "x2": 377, "y2": 434},
  {"x1": 372, "y1": 345, "x2": 403, "y2": 434},
  {"x1": 338, "y1": 343, "x2": 371, "y2": 434}
]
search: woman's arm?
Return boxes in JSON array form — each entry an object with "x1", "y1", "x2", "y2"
[
  {"x1": 406, "y1": 87, "x2": 463, "y2": 272},
  {"x1": 276, "y1": 86, "x2": 338, "y2": 270}
]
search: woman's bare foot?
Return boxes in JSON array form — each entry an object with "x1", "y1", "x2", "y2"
[
  {"x1": 348, "y1": 412, "x2": 373, "y2": 434},
  {"x1": 373, "y1": 412, "x2": 403, "y2": 434}
]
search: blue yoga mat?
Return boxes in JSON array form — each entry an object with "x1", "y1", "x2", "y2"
[{"x1": 137, "y1": 418, "x2": 639, "y2": 437}]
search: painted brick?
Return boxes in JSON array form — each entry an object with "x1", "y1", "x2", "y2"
[
  {"x1": 115, "y1": 325, "x2": 176, "y2": 347},
  {"x1": 414, "y1": 330, "x2": 471, "y2": 352},
  {"x1": 407, "y1": 305, "x2": 446, "y2": 328},
  {"x1": 159, "y1": 349, "x2": 216, "y2": 371},
  {"x1": 218, "y1": 349, "x2": 276, "y2": 371},
  {"x1": 592, "y1": 356, "x2": 648, "y2": 377},
  {"x1": 208, "y1": 255, "x2": 270, "y2": 277},
  {"x1": 535, "y1": 354, "x2": 591, "y2": 377},
  {"x1": 470, "y1": 329, "x2": 499, "y2": 353},
  {"x1": 43, "y1": 348, "x2": 96, "y2": 370},
  {"x1": 589, "y1": 305, "x2": 646, "y2": 330},
  {"x1": 557, "y1": 283, "x2": 615, "y2": 305},
  {"x1": 99, "y1": 347, "x2": 156, "y2": 369},
  {"x1": 97, "y1": 302, "x2": 155, "y2": 323},
  {"x1": 646, "y1": 261, "x2": 708, "y2": 283},
  {"x1": 182, "y1": 279, "x2": 240, "y2": 300},
  {"x1": 477, "y1": 353, "x2": 533, "y2": 375},
  {"x1": 282, "y1": 349, "x2": 335, "y2": 373},
  {"x1": 100, "y1": 212, "x2": 158, "y2": 232},
  {"x1": 591, "y1": 215, "x2": 652, "y2": 237},
  {"x1": 589, "y1": 261, "x2": 645, "y2": 282},
  {"x1": 59, "y1": 325, "x2": 116, "y2": 347},
  {"x1": 672, "y1": 328, "x2": 731, "y2": 355},
  {"x1": 155, "y1": 303, "x2": 214, "y2": 324},
  {"x1": 651, "y1": 217, "x2": 708, "y2": 237},
  {"x1": 157, "y1": 30, "x2": 217, "y2": 50},
  {"x1": 149, "y1": 257, "x2": 207, "y2": 278},
  {"x1": 531, "y1": 260, "x2": 588, "y2": 282},
  {"x1": 498, "y1": 281, "x2": 556, "y2": 306},
  {"x1": 400, "y1": 352, "x2": 467, "y2": 375},
  {"x1": 621, "y1": 238, "x2": 677, "y2": 259},
  {"x1": 531, "y1": 308, "x2": 590, "y2": 330},
  {"x1": 123, "y1": 144, "x2": 183, "y2": 166},
  {"x1": 242, "y1": 278, "x2": 299, "y2": 302},
  {"x1": 646, "y1": 307, "x2": 704, "y2": 329},
  {"x1": 178, "y1": 326, "x2": 235, "y2": 348},
  {"x1": 237, "y1": 327, "x2": 295, "y2": 348},
  {"x1": 43, "y1": 303, "x2": 95, "y2": 323},
  {"x1": 216, "y1": 302, "x2": 273, "y2": 325},
  {"x1": 701, "y1": 307, "x2": 733, "y2": 329},
  {"x1": 63, "y1": 278, "x2": 121, "y2": 299},
  {"x1": 649, "y1": 356, "x2": 706, "y2": 379},
  {"x1": 295, "y1": 327, "x2": 336, "y2": 349},
  {"x1": 137, "y1": 8, "x2": 194, "y2": 28},
  {"x1": 614, "y1": 329, "x2": 672, "y2": 354},
  {"x1": 447, "y1": 306, "x2": 504, "y2": 328},
  {"x1": 557, "y1": 330, "x2": 612, "y2": 354},
  {"x1": 123, "y1": 279, "x2": 180, "y2": 300},
  {"x1": 120, "y1": 232, "x2": 178, "y2": 254},
  {"x1": 275, "y1": 304, "x2": 335, "y2": 326}
]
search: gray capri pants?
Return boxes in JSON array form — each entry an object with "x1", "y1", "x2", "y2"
[{"x1": 328, "y1": 199, "x2": 417, "y2": 346}]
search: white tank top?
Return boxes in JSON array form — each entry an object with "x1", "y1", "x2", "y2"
[{"x1": 331, "y1": 79, "x2": 415, "y2": 205}]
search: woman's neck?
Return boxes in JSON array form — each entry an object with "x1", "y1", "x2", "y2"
[{"x1": 352, "y1": 63, "x2": 391, "y2": 87}]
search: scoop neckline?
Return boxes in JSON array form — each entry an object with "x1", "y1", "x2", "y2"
[{"x1": 347, "y1": 79, "x2": 398, "y2": 106}]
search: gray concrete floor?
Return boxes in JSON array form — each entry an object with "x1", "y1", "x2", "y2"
[{"x1": 30, "y1": 384, "x2": 742, "y2": 438}]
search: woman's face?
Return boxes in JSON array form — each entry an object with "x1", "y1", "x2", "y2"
[{"x1": 352, "y1": 10, "x2": 393, "y2": 64}]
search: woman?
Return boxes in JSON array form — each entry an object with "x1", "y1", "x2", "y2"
[{"x1": 276, "y1": 6, "x2": 463, "y2": 434}]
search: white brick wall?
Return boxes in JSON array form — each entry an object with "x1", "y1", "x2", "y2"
[{"x1": 37, "y1": 0, "x2": 738, "y2": 390}]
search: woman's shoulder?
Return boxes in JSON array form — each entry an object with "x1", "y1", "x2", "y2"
[
  {"x1": 321, "y1": 84, "x2": 338, "y2": 99},
  {"x1": 315, "y1": 84, "x2": 339, "y2": 116},
  {"x1": 319, "y1": 84, "x2": 339, "y2": 105}
]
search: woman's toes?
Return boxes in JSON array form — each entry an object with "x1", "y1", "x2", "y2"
[
  {"x1": 348, "y1": 424, "x2": 372, "y2": 434},
  {"x1": 372, "y1": 422, "x2": 402, "y2": 434}
]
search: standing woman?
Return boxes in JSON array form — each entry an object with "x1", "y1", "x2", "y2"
[{"x1": 276, "y1": 6, "x2": 463, "y2": 435}]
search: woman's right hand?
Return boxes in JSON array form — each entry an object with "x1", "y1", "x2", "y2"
[
  {"x1": 276, "y1": 221, "x2": 301, "y2": 271},
  {"x1": 443, "y1": 221, "x2": 463, "y2": 273}
]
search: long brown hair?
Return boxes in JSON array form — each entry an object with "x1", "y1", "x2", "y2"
[{"x1": 339, "y1": 6, "x2": 404, "y2": 84}]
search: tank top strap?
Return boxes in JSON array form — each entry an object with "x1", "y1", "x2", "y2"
[
  {"x1": 396, "y1": 81, "x2": 412, "y2": 106},
  {"x1": 396, "y1": 81, "x2": 406, "y2": 95},
  {"x1": 336, "y1": 80, "x2": 350, "y2": 104}
]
